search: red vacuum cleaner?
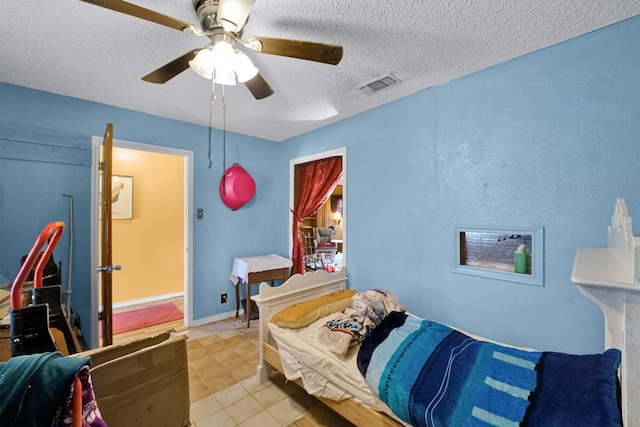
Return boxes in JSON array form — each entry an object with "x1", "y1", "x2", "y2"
[{"x1": 10, "y1": 221, "x2": 81, "y2": 356}]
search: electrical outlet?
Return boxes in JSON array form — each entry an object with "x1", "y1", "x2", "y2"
[{"x1": 220, "y1": 293, "x2": 227, "y2": 304}]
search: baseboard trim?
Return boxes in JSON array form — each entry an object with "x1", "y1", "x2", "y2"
[
  {"x1": 112, "y1": 292, "x2": 184, "y2": 309},
  {"x1": 191, "y1": 309, "x2": 239, "y2": 327}
]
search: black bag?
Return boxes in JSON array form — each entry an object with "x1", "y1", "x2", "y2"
[{"x1": 241, "y1": 298, "x2": 259, "y2": 320}]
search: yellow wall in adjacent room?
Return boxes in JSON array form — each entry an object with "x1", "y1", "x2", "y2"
[{"x1": 111, "y1": 147, "x2": 184, "y2": 304}]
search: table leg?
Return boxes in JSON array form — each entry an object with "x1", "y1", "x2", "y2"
[
  {"x1": 246, "y1": 281, "x2": 251, "y2": 328},
  {"x1": 235, "y1": 283, "x2": 240, "y2": 318}
]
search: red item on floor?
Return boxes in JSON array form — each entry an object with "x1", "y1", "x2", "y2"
[{"x1": 110, "y1": 303, "x2": 183, "y2": 335}]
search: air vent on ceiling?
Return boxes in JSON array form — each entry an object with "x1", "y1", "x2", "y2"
[{"x1": 358, "y1": 73, "x2": 401, "y2": 95}]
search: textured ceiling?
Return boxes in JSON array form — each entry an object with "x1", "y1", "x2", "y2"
[{"x1": 1, "y1": 1, "x2": 639, "y2": 142}]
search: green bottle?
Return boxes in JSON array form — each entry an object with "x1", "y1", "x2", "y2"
[{"x1": 514, "y1": 244, "x2": 528, "y2": 274}]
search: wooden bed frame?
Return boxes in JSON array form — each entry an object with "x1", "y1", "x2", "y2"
[
  {"x1": 252, "y1": 198, "x2": 638, "y2": 427},
  {"x1": 251, "y1": 268, "x2": 402, "y2": 426}
]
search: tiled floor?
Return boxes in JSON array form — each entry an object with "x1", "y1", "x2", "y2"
[
  {"x1": 183, "y1": 317, "x2": 354, "y2": 427},
  {"x1": 111, "y1": 299, "x2": 353, "y2": 426}
]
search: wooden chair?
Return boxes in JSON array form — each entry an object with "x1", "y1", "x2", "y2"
[{"x1": 302, "y1": 227, "x2": 317, "y2": 271}]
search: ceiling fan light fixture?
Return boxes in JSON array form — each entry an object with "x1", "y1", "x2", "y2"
[
  {"x1": 189, "y1": 47, "x2": 215, "y2": 79},
  {"x1": 216, "y1": 0, "x2": 256, "y2": 33},
  {"x1": 234, "y1": 50, "x2": 258, "y2": 83},
  {"x1": 213, "y1": 68, "x2": 236, "y2": 86},
  {"x1": 211, "y1": 39, "x2": 236, "y2": 67},
  {"x1": 190, "y1": 39, "x2": 238, "y2": 83}
]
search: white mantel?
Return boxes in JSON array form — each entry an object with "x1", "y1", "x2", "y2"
[{"x1": 571, "y1": 198, "x2": 639, "y2": 427}]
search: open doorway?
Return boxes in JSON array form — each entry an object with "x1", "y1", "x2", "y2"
[
  {"x1": 90, "y1": 138, "x2": 193, "y2": 348},
  {"x1": 290, "y1": 147, "x2": 347, "y2": 270}
]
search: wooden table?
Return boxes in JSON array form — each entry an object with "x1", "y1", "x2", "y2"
[{"x1": 230, "y1": 254, "x2": 292, "y2": 327}]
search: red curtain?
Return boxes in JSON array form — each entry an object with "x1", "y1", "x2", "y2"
[{"x1": 291, "y1": 156, "x2": 343, "y2": 275}]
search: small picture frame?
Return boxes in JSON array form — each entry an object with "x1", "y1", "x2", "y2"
[
  {"x1": 330, "y1": 195, "x2": 343, "y2": 213},
  {"x1": 111, "y1": 175, "x2": 133, "y2": 219}
]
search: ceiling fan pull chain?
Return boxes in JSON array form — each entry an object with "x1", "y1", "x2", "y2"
[
  {"x1": 207, "y1": 80, "x2": 216, "y2": 169},
  {"x1": 222, "y1": 87, "x2": 227, "y2": 173}
]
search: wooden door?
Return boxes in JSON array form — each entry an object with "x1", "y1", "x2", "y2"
[{"x1": 97, "y1": 123, "x2": 119, "y2": 346}]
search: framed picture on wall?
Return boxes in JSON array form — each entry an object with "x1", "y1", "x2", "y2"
[
  {"x1": 330, "y1": 195, "x2": 343, "y2": 213},
  {"x1": 112, "y1": 175, "x2": 133, "y2": 219}
]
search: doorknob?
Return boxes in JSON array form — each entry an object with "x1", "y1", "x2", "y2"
[{"x1": 96, "y1": 264, "x2": 122, "y2": 274}]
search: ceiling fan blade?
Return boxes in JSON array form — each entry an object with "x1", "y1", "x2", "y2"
[
  {"x1": 142, "y1": 49, "x2": 201, "y2": 84},
  {"x1": 79, "y1": 0, "x2": 197, "y2": 33},
  {"x1": 216, "y1": 0, "x2": 256, "y2": 33},
  {"x1": 246, "y1": 37, "x2": 343, "y2": 65},
  {"x1": 244, "y1": 73, "x2": 274, "y2": 99}
]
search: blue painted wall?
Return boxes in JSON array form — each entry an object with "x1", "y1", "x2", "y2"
[
  {"x1": 1, "y1": 15, "x2": 638, "y2": 353},
  {"x1": 0, "y1": 88, "x2": 288, "y2": 345},
  {"x1": 280, "y1": 16, "x2": 640, "y2": 353}
]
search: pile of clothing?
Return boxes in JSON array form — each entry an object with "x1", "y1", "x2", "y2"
[
  {"x1": 318, "y1": 289, "x2": 405, "y2": 357},
  {"x1": 0, "y1": 352, "x2": 106, "y2": 426}
]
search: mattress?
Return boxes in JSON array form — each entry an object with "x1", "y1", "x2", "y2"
[
  {"x1": 268, "y1": 308, "x2": 540, "y2": 422},
  {"x1": 268, "y1": 313, "x2": 409, "y2": 425}
]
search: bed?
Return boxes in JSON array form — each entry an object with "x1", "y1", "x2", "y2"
[
  {"x1": 252, "y1": 199, "x2": 639, "y2": 427},
  {"x1": 252, "y1": 268, "x2": 404, "y2": 426}
]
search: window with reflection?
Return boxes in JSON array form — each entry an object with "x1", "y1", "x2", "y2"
[{"x1": 454, "y1": 226, "x2": 544, "y2": 286}]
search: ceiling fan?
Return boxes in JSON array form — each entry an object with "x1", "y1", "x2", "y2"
[{"x1": 80, "y1": 0, "x2": 344, "y2": 99}]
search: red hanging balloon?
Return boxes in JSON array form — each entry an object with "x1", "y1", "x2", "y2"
[{"x1": 219, "y1": 163, "x2": 256, "y2": 211}]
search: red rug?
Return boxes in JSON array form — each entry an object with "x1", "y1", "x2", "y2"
[{"x1": 112, "y1": 303, "x2": 183, "y2": 335}]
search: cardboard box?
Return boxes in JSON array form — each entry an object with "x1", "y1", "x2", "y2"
[
  {"x1": 0, "y1": 326, "x2": 10, "y2": 362},
  {"x1": 78, "y1": 331, "x2": 172, "y2": 367},
  {"x1": 76, "y1": 331, "x2": 190, "y2": 427}
]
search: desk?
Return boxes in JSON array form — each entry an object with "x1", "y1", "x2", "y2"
[{"x1": 230, "y1": 254, "x2": 292, "y2": 327}]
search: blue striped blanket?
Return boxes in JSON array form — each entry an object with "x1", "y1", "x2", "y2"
[{"x1": 357, "y1": 312, "x2": 621, "y2": 427}]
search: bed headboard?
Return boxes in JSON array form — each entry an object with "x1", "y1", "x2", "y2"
[
  {"x1": 571, "y1": 198, "x2": 640, "y2": 427},
  {"x1": 251, "y1": 268, "x2": 347, "y2": 383}
]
